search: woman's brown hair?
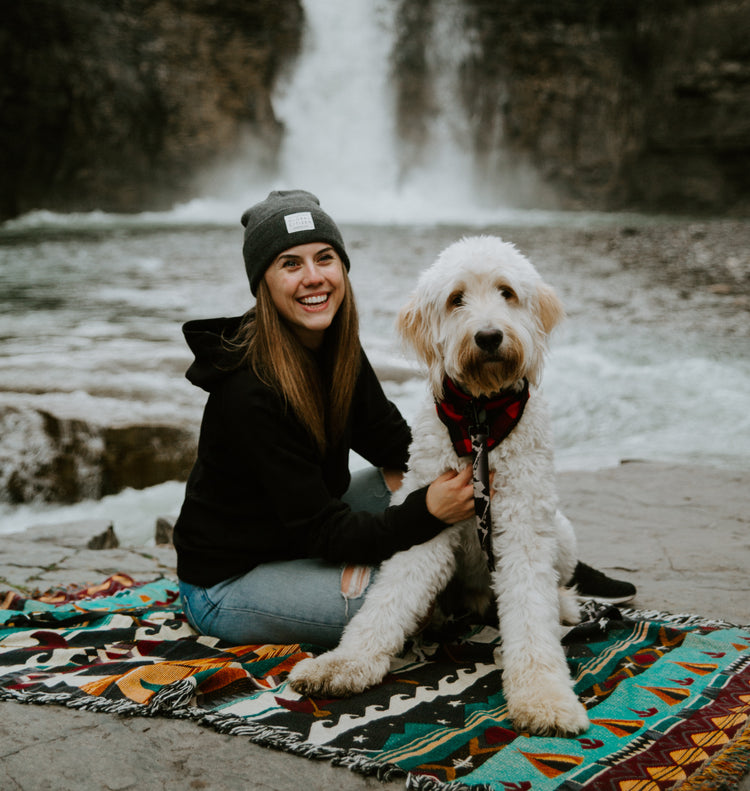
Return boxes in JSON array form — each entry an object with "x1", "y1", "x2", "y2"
[{"x1": 229, "y1": 268, "x2": 361, "y2": 453}]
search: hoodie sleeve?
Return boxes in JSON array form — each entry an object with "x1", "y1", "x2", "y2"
[{"x1": 220, "y1": 371, "x2": 445, "y2": 565}]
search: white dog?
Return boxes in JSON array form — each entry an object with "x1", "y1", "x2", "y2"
[{"x1": 289, "y1": 235, "x2": 589, "y2": 737}]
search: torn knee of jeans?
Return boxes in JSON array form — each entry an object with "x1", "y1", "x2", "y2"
[{"x1": 340, "y1": 564, "x2": 371, "y2": 601}]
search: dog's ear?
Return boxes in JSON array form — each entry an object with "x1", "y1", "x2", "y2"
[
  {"x1": 536, "y1": 282, "x2": 565, "y2": 335},
  {"x1": 397, "y1": 297, "x2": 438, "y2": 369}
]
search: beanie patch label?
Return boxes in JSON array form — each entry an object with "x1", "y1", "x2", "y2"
[{"x1": 284, "y1": 211, "x2": 315, "y2": 233}]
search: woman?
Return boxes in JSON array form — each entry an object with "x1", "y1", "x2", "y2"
[
  {"x1": 174, "y1": 189, "x2": 635, "y2": 648},
  {"x1": 174, "y1": 189, "x2": 477, "y2": 648}
]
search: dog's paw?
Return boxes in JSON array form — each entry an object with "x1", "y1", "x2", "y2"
[
  {"x1": 507, "y1": 680, "x2": 589, "y2": 737},
  {"x1": 287, "y1": 652, "x2": 390, "y2": 698},
  {"x1": 559, "y1": 585, "x2": 582, "y2": 626}
]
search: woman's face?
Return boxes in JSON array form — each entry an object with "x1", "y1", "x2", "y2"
[{"x1": 263, "y1": 242, "x2": 346, "y2": 349}]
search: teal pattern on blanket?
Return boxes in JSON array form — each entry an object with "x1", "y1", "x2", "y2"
[
  {"x1": 0, "y1": 578, "x2": 748, "y2": 790},
  {"x1": 0, "y1": 577, "x2": 180, "y2": 626}
]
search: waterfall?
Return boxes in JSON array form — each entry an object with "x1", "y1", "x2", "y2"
[
  {"x1": 272, "y1": 0, "x2": 401, "y2": 220},
  {"x1": 269, "y1": 0, "x2": 523, "y2": 223},
  {"x1": 183, "y1": 0, "x2": 561, "y2": 225}
]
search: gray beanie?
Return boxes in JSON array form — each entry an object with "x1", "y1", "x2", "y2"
[{"x1": 240, "y1": 189, "x2": 350, "y2": 295}]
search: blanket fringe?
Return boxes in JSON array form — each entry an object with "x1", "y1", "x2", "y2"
[
  {"x1": 621, "y1": 607, "x2": 748, "y2": 629},
  {"x1": 199, "y1": 708, "x2": 408, "y2": 783},
  {"x1": 675, "y1": 718, "x2": 750, "y2": 791},
  {"x1": 406, "y1": 774, "x2": 495, "y2": 791}
]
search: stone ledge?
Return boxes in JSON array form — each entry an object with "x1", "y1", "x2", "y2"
[
  {"x1": 21, "y1": 519, "x2": 119, "y2": 549},
  {"x1": 1, "y1": 518, "x2": 177, "y2": 594}
]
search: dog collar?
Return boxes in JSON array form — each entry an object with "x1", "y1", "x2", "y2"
[
  {"x1": 435, "y1": 376, "x2": 529, "y2": 457},
  {"x1": 435, "y1": 377, "x2": 529, "y2": 572}
]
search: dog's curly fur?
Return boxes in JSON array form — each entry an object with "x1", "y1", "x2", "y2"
[{"x1": 289, "y1": 235, "x2": 589, "y2": 737}]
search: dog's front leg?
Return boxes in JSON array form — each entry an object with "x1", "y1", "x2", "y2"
[
  {"x1": 493, "y1": 501, "x2": 589, "y2": 736},
  {"x1": 288, "y1": 525, "x2": 463, "y2": 698}
]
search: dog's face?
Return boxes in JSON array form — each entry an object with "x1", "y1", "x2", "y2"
[{"x1": 398, "y1": 235, "x2": 564, "y2": 398}]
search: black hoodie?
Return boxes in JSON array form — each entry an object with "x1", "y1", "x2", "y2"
[{"x1": 173, "y1": 316, "x2": 445, "y2": 587}]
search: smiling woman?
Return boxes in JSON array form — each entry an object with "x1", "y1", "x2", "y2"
[
  {"x1": 263, "y1": 242, "x2": 346, "y2": 349},
  {"x1": 171, "y1": 189, "x2": 478, "y2": 648}
]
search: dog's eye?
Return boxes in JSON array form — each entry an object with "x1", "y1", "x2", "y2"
[
  {"x1": 498, "y1": 285, "x2": 516, "y2": 301},
  {"x1": 448, "y1": 291, "x2": 464, "y2": 308}
]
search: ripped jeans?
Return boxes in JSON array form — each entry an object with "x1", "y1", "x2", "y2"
[{"x1": 178, "y1": 467, "x2": 389, "y2": 647}]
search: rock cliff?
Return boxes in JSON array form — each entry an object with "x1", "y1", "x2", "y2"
[
  {"x1": 1, "y1": 0, "x2": 748, "y2": 219},
  {"x1": 0, "y1": 0, "x2": 302, "y2": 219},
  {"x1": 459, "y1": 0, "x2": 750, "y2": 214}
]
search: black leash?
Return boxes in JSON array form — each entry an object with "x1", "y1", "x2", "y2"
[{"x1": 469, "y1": 407, "x2": 495, "y2": 572}]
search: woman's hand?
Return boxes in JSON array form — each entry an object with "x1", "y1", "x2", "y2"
[{"x1": 425, "y1": 466, "x2": 476, "y2": 524}]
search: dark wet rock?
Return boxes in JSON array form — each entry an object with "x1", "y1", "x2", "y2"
[
  {"x1": 155, "y1": 515, "x2": 176, "y2": 546},
  {"x1": 457, "y1": 0, "x2": 750, "y2": 214},
  {"x1": 0, "y1": 0, "x2": 303, "y2": 219},
  {"x1": 100, "y1": 424, "x2": 196, "y2": 497},
  {"x1": 20, "y1": 519, "x2": 119, "y2": 550},
  {"x1": 0, "y1": 405, "x2": 196, "y2": 504}
]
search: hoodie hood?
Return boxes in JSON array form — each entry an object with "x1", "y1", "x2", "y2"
[{"x1": 182, "y1": 316, "x2": 246, "y2": 392}]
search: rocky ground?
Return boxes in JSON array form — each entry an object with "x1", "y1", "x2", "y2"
[{"x1": 1, "y1": 461, "x2": 748, "y2": 790}]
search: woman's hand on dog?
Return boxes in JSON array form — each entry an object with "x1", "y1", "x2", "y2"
[{"x1": 426, "y1": 466, "x2": 478, "y2": 524}]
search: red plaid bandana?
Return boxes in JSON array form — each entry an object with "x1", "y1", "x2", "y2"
[{"x1": 435, "y1": 376, "x2": 529, "y2": 457}]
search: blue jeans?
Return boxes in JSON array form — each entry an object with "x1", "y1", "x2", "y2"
[{"x1": 179, "y1": 467, "x2": 390, "y2": 647}]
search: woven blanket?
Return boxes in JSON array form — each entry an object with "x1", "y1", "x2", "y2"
[{"x1": 1, "y1": 576, "x2": 748, "y2": 791}]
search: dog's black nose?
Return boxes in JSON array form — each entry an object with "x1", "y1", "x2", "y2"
[{"x1": 475, "y1": 329, "x2": 503, "y2": 352}]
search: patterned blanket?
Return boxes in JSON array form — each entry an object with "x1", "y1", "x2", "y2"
[{"x1": 1, "y1": 575, "x2": 748, "y2": 791}]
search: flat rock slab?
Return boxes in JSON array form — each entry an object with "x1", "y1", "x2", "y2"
[
  {"x1": 19, "y1": 519, "x2": 119, "y2": 549},
  {"x1": 559, "y1": 462, "x2": 750, "y2": 625},
  {"x1": 0, "y1": 518, "x2": 175, "y2": 595},
  {"x1": 0, "y1": 462, "x2": 749, "y2": 790}
]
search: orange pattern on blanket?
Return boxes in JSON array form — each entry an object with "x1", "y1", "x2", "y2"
[{"x1": 81, "y1": 657, "x2": 245, "y2": 703}]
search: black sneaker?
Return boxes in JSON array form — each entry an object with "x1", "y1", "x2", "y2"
[{"x1": 568, "y1": 561, "x2": 636, "y2": 605}]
